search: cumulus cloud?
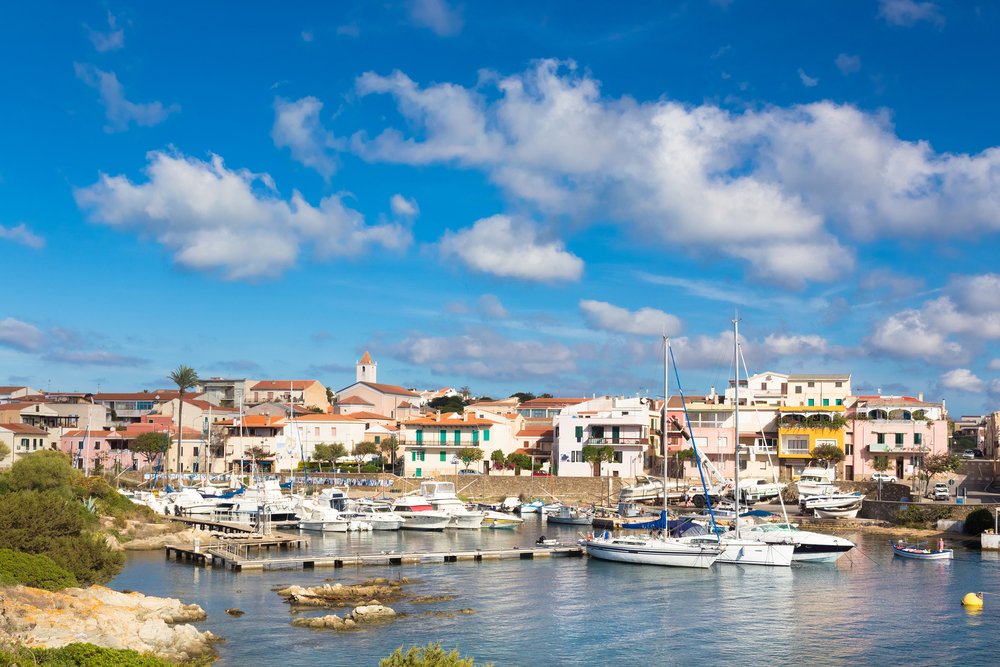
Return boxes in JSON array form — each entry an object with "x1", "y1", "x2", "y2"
[
  {"x1": 988, "y1": 359, "x2": 1000, "y2": 371},
  {"x1": 390, "y1": 329, "x2": 576, "y2": 380},
  {"x1": 798, "y1": 68, "x2": 819, "y2": 87},
  {"x1": 477, "y1": 294, "x2": 509, "y2": 319},
  {"x1": 439, "y1": 214, "x2": 583, "y2": 282},
  {"x1": 86, "y1": 12, "x2": 124, "y2": 52},
  {"x1": 74, "y1": 64, "x2": 178, "y2": 132},
  {"x1": 0, "y1": 224, "x2": 44, "y2": 249},
  {"x1": 878, "y1": 0, "x2": 944, "y2": 27},
  {"x1": 408, "y1": 0, "x2": 463, "y2": 36},
  {"x1": 74, "y1": 150, "x2": 410, "y2": 280},
  {"x1": 669, "y1": 330, "x2": 837, "y2": 369},
  {"x1": 835, "y1": 53, "x2": 861, "y2": 75},
  {"x1": 0, "y1": 318, "x2": 44, "y2": 352},
  {"x1": 45, "y1": 350, "x2": 147, "y2": 367},
  {"x1": 579, "y1": 300, "x2": 682, "y2": 336},
  {"x1": 390, "y1": 194, "x2": 419, "y2": 217},
  {"x1": 940, "y1": 368, "x2": 985, "y2": 393},
  {"x1": 272, "y1": 97, "x2": 342, "y2": 177},
  {"x1": 867, "y1": 274, "x2": 1000, "y2": 364}
]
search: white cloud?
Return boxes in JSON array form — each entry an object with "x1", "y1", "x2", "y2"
[
  {"x1": 390, "y1": 194, "x2": 419, "y2": 217},
  {"x1": 947, "y1": 273, "x2": 1000, "y2": 313},
  {"x1": 0, "y1": 223, "x2": 44, "y2": 249},
  {"x1": 835, "y1": 53, "x2": 861, "y2": 75},
  {"x1": 74, "y1": 64, "x2": 178, "y2": 132},
  {"x1": 409, "y1": 0, "x2": 463, "y2": 36},
  {"x1": 761, "y1": 333, "x2": 828, "y2": 356},
  {"x1": 87, "y1": 12, "x2": 124, "y2": 52},
  {"x1": 579, "y1": 300, "x2": 682, "y2": 336},
  {"x1": 272, "y1": 97, "x2": 341, "y2": 178},
  {"x1": 940, "y1": 368, "x2": 985, "y2": 393},
  {"x1": 74, "y1": 150, "x2": 410, "y2": 280},
  {"x1": 477, "y1": 294, "x2": 508, "y2": 319},
  {"x1": 878, "y1": 0, "x2": 944, "y2": 27},
  {"x1": 988, "y1": 359, "x2": 1000, "y2": 371},
  {"x1": 798, "y1": 68, "x2": 819, "y2": 87},
  {"x1": 45, "y1": 350, "x2": 146, "y2": 367},
  {"x1": 0, "y1": 318, "x2": 43, "y2": 352},
  {"x1": 439, "y1": 214, "x2": 583, "y2": 282},
  {"x1": 390, "y1": 329, "x2": 576, "y2": 380}
]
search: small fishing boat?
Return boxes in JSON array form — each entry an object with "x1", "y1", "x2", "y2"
[
  {"x1": 813, "y1": 503, "x2": 862, "y2": 519},
  {"x1": 481, "y1": 510, "x2": 524, "y2": 529},
  {"x1": 518, "y1": 499, "x2": 544, "y2": 514},
  {"x1": 891, "y1": 539, "x2": 953, "y2": 560},
  {"x1": 545, "y1": 505, "x2": 594, "y2": 526}
]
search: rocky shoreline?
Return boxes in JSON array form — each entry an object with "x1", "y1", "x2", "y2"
[{"x1": 0, "y1": 584, "x2": 218, "y2": 662}]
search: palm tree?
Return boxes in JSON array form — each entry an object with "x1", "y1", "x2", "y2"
[{"x1": 169, "y1": 365, "x2": 200, "y2": 474}]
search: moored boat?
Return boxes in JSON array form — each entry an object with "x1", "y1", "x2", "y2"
[
  {"x1": 545, "y1": 505, "x2": 594, "y2": 526},
  {"x1": 891, "y1": 539, "x2": 953, "y2": 560},
  {"x1": 582, "y1": 531, "x2": 722, "y2": 568},
  {"x1": 392, "y1": 494, "x2": 452, "y2": 530},
  {"x1": 481, "y1": 510, "x2": 524, "y2": 529},
  {"x1": 813, "y1": 504, "x2": 862, "y2": 519}
]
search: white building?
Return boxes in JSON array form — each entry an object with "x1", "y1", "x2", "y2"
[{"x1": 553, "y1": 397, "x2": 650, "y2": 477}]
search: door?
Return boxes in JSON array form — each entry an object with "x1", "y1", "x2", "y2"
[
  {"x1": 895, "y1": 457, "x2": 904, "y2": 479},
  {"x1": 611, "y1": 426, "x2": 620, "y2": 443},
  {"x1": 415, "y1": 467, "x2": 422, "y2": 478}
]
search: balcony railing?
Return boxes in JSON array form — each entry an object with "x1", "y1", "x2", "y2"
[
  {"x1": 586, "y1": 437, "x2": 649, "y2": 446},
  {"x1": 399, "y1": 439, "x2": 486, "y2": 448},
  {"x1": 868, "y1": 443, "x2": 929, "y2": 453}
]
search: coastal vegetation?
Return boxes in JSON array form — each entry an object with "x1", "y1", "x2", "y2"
[
  {"x1": 379, "y1": 643, "x2": 493, "y2": 667},
  {"x1": 811, "y1": 443, "x2": 845, "y2": 467},
  {"x1": 894, "y1": 504, "x2": 953, "y2": 528},
  {"x1": 0, "y1": 643, "x2": 179, "y2": 667},
  {"x1": 0, "y1": 451, "x2": 131, "y2": 587}
]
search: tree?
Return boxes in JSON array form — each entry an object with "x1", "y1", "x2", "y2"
[
  {"x1": 313, "y1": 442, "x2": 348, "y2": 470},
  {"x1": 0, "y1": 450, "x2": 75, "y2": 494},
  {"x1": 326, "y1": 386, "x2": 335, "y2": 404},
  {"x1": 378, "y1": 436, "x2": 400, "y2": 471},
  {"x1": 456, "y1": 447, "x2": 484, "y2": 471},
  {"x1": 872, "y1": 456, "x2": 890, "y2": 473},
  {"x1": 354, "y1": 441, "x2": 379, "y2": 467},
  {"x1": 458, "y1": 386, "x2": 471, "y2": 399},
  {"x1": 489, "y1": 449, "x2": 507, "y2": 472},
  {"x1": 510, "y1": 392, "x2": 535, "y2": 403},
  {"x1": 507, "y1": 453, "x2": 533, "y2": 475},
  {"x1": 130, "y1": 432, "x2": 169, "y2": 471},
  {"x1": 245, "y1": 445, "x2": 271, "y2": 460},
  {"x1": 582, "y1": 444, "x2": 616, "y2": 477},
  {"x1": 811, "y1": 443, "x2": 845, "y2": 468},
  {"x1": 169, "y1": 364, "x2": 200, "y2": 473},
  {"x1": 919, "y1": 453, "x2": 961, "y2": 495},
  {"x1": 0, "y1": 442, "x2": 9, "y2": 465},
  {"x1": 428, "y1": 395, "x2": 465, "y2": 414}
]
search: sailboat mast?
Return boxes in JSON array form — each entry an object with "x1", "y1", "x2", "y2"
[
  {"x1": 662, "y1": 335, "x2": 669, "y2": 519},
  {"x1": 733, "y1": 315, "x2": 741, "y2": 533}
]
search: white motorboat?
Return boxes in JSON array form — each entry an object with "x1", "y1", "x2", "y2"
[
  {"x1": 499, "y1": 497, "x2": 521, "y2": 513},
  {"x1": 348, "y1": 500, "x2": 405, "y2": 531},
  {"x1": 800, "y1": 492, "x2": 865, "y2": 511},
  {"x1": 420, "y1": 481, "x2": 485, "y2": 529},
  {"x1": 164, "y1": 488, "x2": 220, "y2": 516},
  {"x1": 741, "y1": 522, "x2": 855, "y2": 562},
  {"x1": 518, "y1": 499, "x2": 544, "y2": 514},
  {"x1": 214, "y1": 479, "x2": 299, "y2": 523},
  {"x1": 813, "y1": 504, "x2": 862, "y2": 519},
  {"x1": 392, "y1": 495, "x2": 452, "y2": 530},
  {"x1": 481, "y1": 510, "x2": 524, "y2": 529},
  {"x1": 796, "y1": 467, "x2": 837, "y2": 497},
  {"x1": 545, "y1": 505, "x2": 594, "y2": 526},
  {"x1": 119, "y1": 489, "x2": 169, "y2": 515},
  {"x1": 582, "y1": 531, "x2": 722, "y2": 568},
  {"x1": 297, "y1": 504, "x2": 349, "y2": 532}
]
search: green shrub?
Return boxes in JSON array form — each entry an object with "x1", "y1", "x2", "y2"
[
  {"x1": 0, "y1": 548, "x2": 78, "y2": 590},
  {"x1": 0, "y1": 642, "x2": 175, "y2": 666},
  {"x1": 361, "y1": 463, "x2": 380, "y2": 473},
  {"x1": 380, "y1": 643, "x2": 492, "y2": 667},
  {"x1": 0, "y1": 451, "x2": 75, "y2": 494},
  {"x1": 894, "y1": 505, "x2": 953, "y2": 528},
  {"x1": 963, "y1": 508, "x2": 996, "y2": 535}
]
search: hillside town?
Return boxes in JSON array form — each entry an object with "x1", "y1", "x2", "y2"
[{"x1": 0, "y1": 352, "x2": 992, "y2": 484}]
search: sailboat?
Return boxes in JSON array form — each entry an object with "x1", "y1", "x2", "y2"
[
  {"x1": 677, "y1": 317, "x2": 795, "y2": 567},
  {"x1": 581, "y1": 337, "x2": 723, "y2": 569}
]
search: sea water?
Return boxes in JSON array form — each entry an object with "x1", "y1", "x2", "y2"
[{"x1": 110, "y1": 518, "x2": 1000, "y2": 666}]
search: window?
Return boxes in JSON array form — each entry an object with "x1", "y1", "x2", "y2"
[
  {"x1": 374, "y1": 436, "x2": 381, "y2": 444},
  {"x1": 895, "y1": 433, "x2": 904, "y2": 445},
  {"x1": 592, "y1": 426, "x2": 605, "y2": 439},
  {"x1": 845, "y1": 443, "x2": 854, "y2": 455},
  {"x1": 808, "y1": 399, "x2": 815, "y2": 406},
  {"x1": 823, "y1": 399, "x2": 830, "y2": 406},
  {"x1": 575, "y1": 426, "x2": 583, "y2": 442},
  {"x1": 784, "y1": 437, "x2": 809, "y2": 453},
  {"x1": 78, "y1": 441, "x2": 84, "y2": 450},
  {"x1": 483, "y1": 429, "x2": 490, "y2": 442},
  {"x1": 420, "y1": 451, "x2": 425, "y2": 461},
  {"x1": 416, "y1": 430, "x2": 423, "y2": 445},
  {"x1": 411, "y1": 451, "x2": 417, "y2": 461},
  {"x1": 914, "y1": 433, "x2": 922, "y2": 445},
  {"x1": 472, "y1": 430, "x2": 478, "y2": 443},
  {"x1": 807, "y1": 381, "x2": 815, "y2": 388},
  {"x1": 314, "y1": 427, "x2": 320, "y2": 437},
  {"x1": 570, "y1": 450, "x2": 583, "y2": 462},
  {"x1": 795, "y1": 386, "x2": 802, "y2": 394},
  {"x1": 531, "y1": 409, "x2": 546, "y2": 418},
  {"x1": 835, "y1": 381, "x2": 842, "y2": 388},
  {"x1": 440, "y1": 451, "x2": 447, "y2": 462},
  {"x1": 94, "y1": 442, "x2": 101, "y2": 450},
  {"x1": 876, "y1": 433, "x2": 885, "y2": 444},
  {"x1": 453, "y1": 430, "x2": 461, "y2": 445},
  {"x1": 613, "y1": 451, "x2": 623, "y2": 463},
  {"x1": 439, "y1": 430, "x2": 446, "y2": 444},
  {"x1": 193, "y1": 447, "x2": 199, "y2": 458},
  {"x1": 835, "y1": 399, "x2": 843, "y2": 406}
]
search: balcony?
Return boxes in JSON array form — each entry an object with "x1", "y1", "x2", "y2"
[
  {"x1": 867, "y1": 443, "x2": 929, "y2": 454},
  {"x1": 400, "y1": 439, "x2": 486, "y2": 448},
  {"x1": 587, "y1": 437, "x2": 648, "y2": 446}
]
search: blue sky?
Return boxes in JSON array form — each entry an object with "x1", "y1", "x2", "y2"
[{"x1": 1, "y1": 0, "x2": 999, "y2": 414}]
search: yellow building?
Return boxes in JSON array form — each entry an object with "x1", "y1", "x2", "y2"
[{"x1": 777, "y1": 406, "x2": 846, "y2": 475}]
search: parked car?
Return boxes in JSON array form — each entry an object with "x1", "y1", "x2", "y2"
[
  {"x1": 871, "y1": 471, "x2": 897, "y2": 484},
  {"x1": 932, "y1": 483, "x2": 949, "y2": 501},
  {"x1": 961, "y1": 450, "x2": 977, "y2": 460},
  {"x1": 457, "y1": 469, "x2": 481, "y2": 475}
]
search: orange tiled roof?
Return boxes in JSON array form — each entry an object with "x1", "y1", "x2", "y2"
[
  {"x1": 0, "y1": 386, "x2": 30, "y2": 393},
  {"x1": 359, "y1": 351, "x2": 374, "y2": 364},
  {"x1": 337, "y1": 395, "x2": 375, "y2": 406},
  {"x1": 358, "y1": 382, "x2": 419, "y2": 397},
  {"x1": 288, "y1": 413, "x2": 359, "y2": 423},
  {"x1": 0, "y1": 422, "x2": 47, "y2": 435},
  {"x1": 516, "y1": 428, "x2": 554, "y2": 438},
  {"x1": 0, "y1": 402, "x2": 37, "y2": 412},
  {"x1": 251, "y1": 380, "x2": 319, "y2": 391},
  {"x1": 343, "y1": 411, "x2": 393, "y2": 420},
  {"x1": 519, "y1": 397, "x2": 587, "y2": 408}
]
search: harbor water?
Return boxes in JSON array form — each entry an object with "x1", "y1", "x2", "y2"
[{"x1": 111, "y1": 517, "x2": 1000, "y2": 666}]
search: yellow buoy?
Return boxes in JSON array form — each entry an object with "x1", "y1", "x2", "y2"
[{"x1": 962, "y1": 592, "x2": 984, "y2": 609}]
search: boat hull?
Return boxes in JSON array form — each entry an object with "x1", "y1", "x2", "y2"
[
  {"x1": 396, "y1": 512, "x2": 451, "y2": 531},
  {"x1": 545, "y1": 515, "x2": 594, "y2": 526},
  {"x1": 583, "y1": 536, "x2": 721, "y2": 568},
  {"x1": 813, "y1": 506, "x2": 861, "y2": 519},
  {"x1": 891, "y1": 544, "x2": 953, "y2": 560},
  {"x1": 299, "y1": 520, "x2": 348, "y2": 532}
]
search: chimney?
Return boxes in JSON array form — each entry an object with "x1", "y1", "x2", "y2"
[
  {"x1": 918, "y1": 392, "x2": 924, "y2": 402},
  {"x1": 463, "y1": 412, "x2": 468, "y2": 422}
]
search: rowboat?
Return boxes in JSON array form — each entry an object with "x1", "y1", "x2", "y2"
[{"x1": 890, "y1": 539, "x2": 953, "y2": 560}]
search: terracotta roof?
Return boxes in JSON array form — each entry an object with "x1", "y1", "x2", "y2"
[
  {"x1": 250, "y1": 380, "x2": 319, "y2": 391},
  {"x1": 287, "y1": 414, "x2": 360, "y2": 423},
  {"x1": 519, "y1": 397, "x2": 587, "y2": 408},
  {"x1": 358, "y1": 382, "x2": 419, "y2": 397},
  {"x1": 63, "y1": 429, "x2": 116, "y2": 438},
  {"x1": 337, "y1": 395, "x2": 375, "y2": 406},
  {"x1": 219, "y1": 415, "x2": 287, "y2": 428},
  {"x1": 0, "y1": 386, "x2": 30, "y2": 393},
  {"x1": 183, "y1": 398, "x2": 238, "y2": 412},
  {"x1": 0, "y1": 402, "x2": 37, "y2": 412},
  {"x1": 403, "y1": 412, "x2": 498, "y2": 427},
  {"x1": 397, "y1": 401, "x2": 414, "y2": 408},
  {"x1": 93, "y1": 392, "x2": 181, "y2": 401},
  {"x1": 0, "y1": 423, "x2": 47, "y2": 435},
  {"x1": 343, "y1": 411, "x2": 394, "y2": 420},
  {"x1": 359, "y1": 351, "x2": 374, "y2": 364},
  {"x1": 516, "y1": 428, "x2": 554, "y2": 438}
]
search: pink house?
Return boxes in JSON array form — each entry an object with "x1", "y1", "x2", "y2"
[{"x1": 845, "y1": 396, "x2": 948, "y2": 481}]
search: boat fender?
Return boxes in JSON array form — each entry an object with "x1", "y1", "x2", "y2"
[{"x1": 962, "y1": 592, "x2": 984, "y2": 609}]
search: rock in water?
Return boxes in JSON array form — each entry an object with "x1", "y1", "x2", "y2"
[{"x1": 225, "y1": 608, "x2": 245, "y2": 617}]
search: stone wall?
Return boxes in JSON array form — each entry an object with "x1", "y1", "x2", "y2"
[{"x1": 859, "y1": 498, "x2": 1000, "y2": 523}]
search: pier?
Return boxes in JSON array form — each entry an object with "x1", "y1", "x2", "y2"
[{"x1": 165, "y1": 542, "x2": 583, "y2": 571}]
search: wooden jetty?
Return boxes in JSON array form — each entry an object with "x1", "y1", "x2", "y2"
[
  {"x1": 165, "y1": 542, "x2": 583, "y2": 571},
  {"x1": 167, "y1": 515, "x2": 300, "y2": 534}
]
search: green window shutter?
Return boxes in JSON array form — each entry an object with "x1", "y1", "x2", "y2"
[
  {"x1": 823, "y1": 399, "x2": 830, "y2": 406},
  {"x1": 876, "y1": 433, "x2": 884, "y2": 444},
  {"x1": 808, "y1": 399, "x2": 815, "y2": 407},
  {"x1": 836, "y1": 399, "x2": 843, "y2": 406},
  {"x1": 420, "y1": 451, "x2": 425, "y2": 461},
  {"x1": 895, "y1": 433, "x2": 904, "y2": 445},
  {"x1": 440, "y1": 451, "x2": 447, "y2": 462},
  {"x1": 415, "y1": 467, "x2": 422, "y2": 477},
  {"x1": 914, "y1": 433, "x2": 922, "y2": 445},
  {"x1": 454, "y1": 430, "x2": 461, "y2": 445},
  {"x1": 575, "y1": 426, "x2": 583, "y2": 441},
  {"x1": 416, "y1": 430, "x2": 423, "y2": 445},
  {"x1": 411, "y1": 451, "x2": 416, "y2": 461},
  {"x1": 612, "y1": 426, "x2": 620, "y2": 442},
  {"x1": 472, "y1": 430, "x2": 479, "y2": 443},
  {"x1": 439, "y1": 430, "x2": 446, "y2": 444},
  {"x1": 374, "y1": 435, "x2": 380, "y2": 444},
  {"x1": 484, "y1": 429, "x2": 490, "y2": 442}
]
